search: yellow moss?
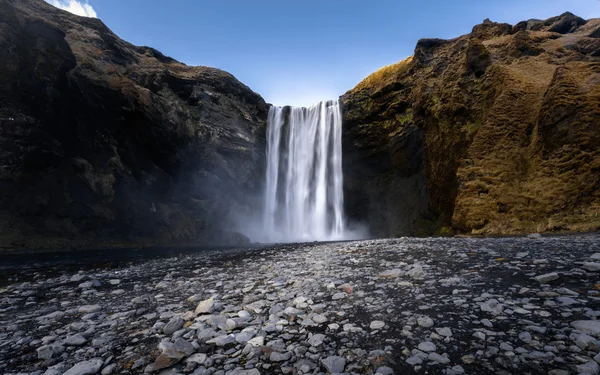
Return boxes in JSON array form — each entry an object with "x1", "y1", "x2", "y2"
[
  {"x1": 465, "y1": 120, "x2": 483, "y2": 138},
  {"x1": 342, "y1": 21, "x2": 599, "y2": 237},
  {"x1": 351, "y1": 56, "x2": 414, "y2": 93}
]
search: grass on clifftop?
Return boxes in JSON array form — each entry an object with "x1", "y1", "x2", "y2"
[{"x1": 352, "y1": 56, "x2": 414, "y2": 93}]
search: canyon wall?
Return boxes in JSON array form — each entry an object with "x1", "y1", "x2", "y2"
[{"x1": 342, "y1": 13, "x2": 600, "y2": 236}]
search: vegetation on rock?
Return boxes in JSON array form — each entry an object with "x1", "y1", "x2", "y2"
[{"x1": 342, "y1": 12, "x2": 600, "y2": 236}]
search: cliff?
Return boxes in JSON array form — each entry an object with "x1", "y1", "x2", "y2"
[
  {"x1": 342, "y1": 13, "x2": 600, "y2": 236},
  {"x1": 0, "y1": 0, "x2": 269, "y2": 250},
  {"x1": 2, "y1": 1, "x2": 599, "y2": 248}
]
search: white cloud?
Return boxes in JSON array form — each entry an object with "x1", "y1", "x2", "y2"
[{"x1": 45, "y1": 0, "x2": 97, "y2": 18}]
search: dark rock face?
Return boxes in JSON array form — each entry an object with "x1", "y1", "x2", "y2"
[
  {"x1": 341, "y1": 60, "x2": 432, "y2": 237},
  {"x1": 531, "y1": 12, "x2": 588, "y2": 34},
  {"x1": 342, "y1": 14, "x2": 600, "y2": 237},
  {"x1": 466, "y1": 38, "x2": 492, "y2": 77},
  {"x1": 0, "y1": 0, "x2": 269, "y2": 249}
]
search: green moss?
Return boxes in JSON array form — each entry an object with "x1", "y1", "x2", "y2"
[
  {"x1": 465, "y1": 120, "x2": 483, "y2": 138},
  {"x1": 389, "y1": 109, "x2": 414, "y2": 138}
]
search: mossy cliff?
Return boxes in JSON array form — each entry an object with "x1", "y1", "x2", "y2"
[{"x1": 342, "y1": 13, "x2": 600, "y2": 236}]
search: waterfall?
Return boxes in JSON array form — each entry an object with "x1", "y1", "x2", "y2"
[{"x1": 263, "y1": 100, "x2": 346, "y2": 242}]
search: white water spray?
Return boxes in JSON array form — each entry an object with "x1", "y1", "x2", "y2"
[{"x1": 263, "y1": 100, "x2": 346, "y2": 242}]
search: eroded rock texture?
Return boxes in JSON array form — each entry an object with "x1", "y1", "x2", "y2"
[{"x1": 342, "y1": 13, "x2": 600, "y2": 236}]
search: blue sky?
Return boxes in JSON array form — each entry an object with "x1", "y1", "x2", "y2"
[{"x1": 47, "y1": 0, "x2": 600, "y2": 106}]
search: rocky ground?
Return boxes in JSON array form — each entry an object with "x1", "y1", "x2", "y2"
[{"x1": 2, "y1": 234, "x2": 600, "y2": 375}]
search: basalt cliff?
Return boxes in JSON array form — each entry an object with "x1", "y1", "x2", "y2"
[
  {"x1": 342, "y1": 13, "x2": 600, "y2": 237},
  {"x1": 0, "y1": 0, "x2": 268, "y2": 249}
]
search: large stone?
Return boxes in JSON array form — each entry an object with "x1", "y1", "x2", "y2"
[
  {"x1": 379, "y1": 269, "x2": 404, "y2": 278},
  {"x1": 195, "y1": 298, "x2": 216, "y2": 314},
  {"x1": 63, "y1": 359, "x2": 104, "y2": 375},
  {"x1": 173, "y1": 338, "x2": 195, "y2": 356},
  {"x1": 146, "y1": 340, "x2": 191, "y2": 373},
  {"x1": 207, "y1": 334, "x2": 236, "y2": 347},
  {"x1": 184, "y1": 353, "x2": 207, "y2": 366},
  {"x1": 436, "y1": 327, "x2": 453, "y2": 337},
  {"x1": 227, "y1": 370, "x2": 261, "y2": 375},
  {"x1": 479, "y1": 299, "x2": 504, "y2": 315},
  {"x1": 163, "y1": 316, "x2": 184, "y2": 335},
  {"x1": 418, "y1": 342, "x2": 437, "y2": 352},
  {"x1": 247, "y1": 336, "x2": 265, "y2": 346},
  {"x1": 571, "y1": 321, "x2": 600, "y2": 336},
  {"x1": 407, "y1": 265, "x2": 424, "y2": 278},
  {"x1": 65, "y1": 334, "x2": 87, "y2": 346},
  {"x1": 78, "y1": 305, "x2": 101, "y2": 314},
  {"x1": 270, "y1": 352, "x2": 292, "y2": 362},
  {"x1": 332, "y1": 292, "x2": 346, "y2": 300},
  {"x1": 577, "y1": 361, "x2": 600, "y2": 375},
  {"x1": 406, "y1": 356, "x2": 423, "y2": 366},
  {"x1": 534, "y1": 272, "x2": 559, "y2": 283},
  {"x1": 37, "y1": 344, "x2": 64, "y2": 360},
  {"x1": 428, "y1": 352, "x2": 451, "y2": 364},
  {"x1": 321, "y1": 356, "x2": 346, "y2": 373},
  {"x1": 417, "y1": 316, "x2": 434, "y2": 328},
  {"x1": 584, "y1": 263, "x2": 600, "y2": 271},
  {"x1": 307, "y1": 334, "x2": 326, "y2": 347}
]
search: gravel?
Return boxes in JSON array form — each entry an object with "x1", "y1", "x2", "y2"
[{"x1": 2, "y1": 234, "x2": 600, "y2": 374}]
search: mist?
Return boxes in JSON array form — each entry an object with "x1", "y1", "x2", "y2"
[{"x1": 227, "y1": 100, "x2": 370, "y2": 244}]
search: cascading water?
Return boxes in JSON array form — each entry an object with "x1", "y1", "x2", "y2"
[{"x1": 263, "y1": 100, "x2": 346, "y2": 242}]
